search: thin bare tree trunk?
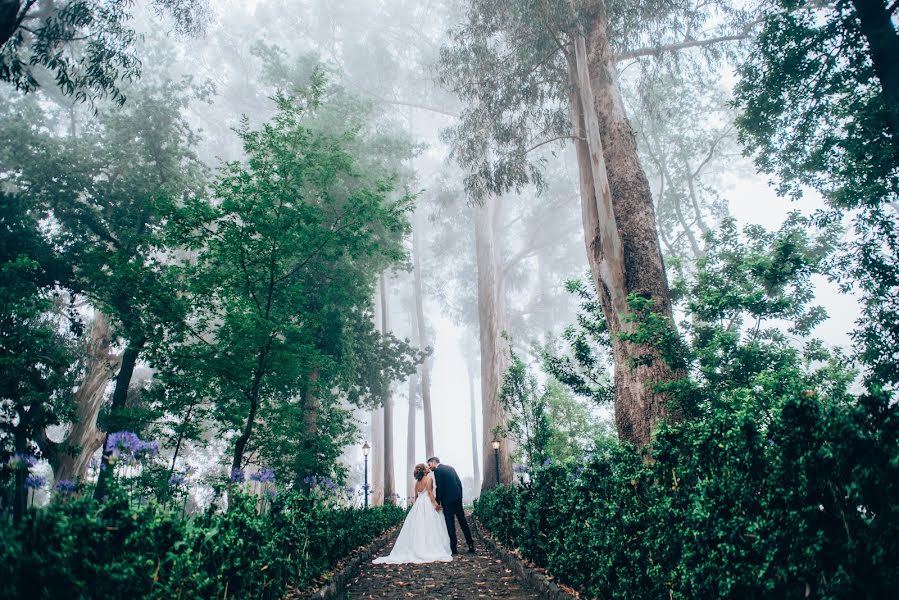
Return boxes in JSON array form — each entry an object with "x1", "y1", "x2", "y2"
[
  {"x1": 566, "y1": 3, "x2": 684, "y2": 449},
  {"x1": 379, "y1": 272, "x2": 396, "y2": 505},
  {"x1": 94, "y1": 333, "x2": 147, "y2": 499},
  {"x1": 412, "y1": 210, "x2": 435, "y2": 458},
  {"x1": 369, "y1": 407, "x2": 384, "y2": 506},
  {"x1": 474, "y1": 200, "x2": 512, "y2": 490},
  {"x1": 303, "y1": 368, "x2": 321, "y2": 469},
  {"x1": 465, "y1": 351, "x2": 481, "y2": 498},
  {"x1": 406, "y1": 372, "x2": 418, "y2": 504}
]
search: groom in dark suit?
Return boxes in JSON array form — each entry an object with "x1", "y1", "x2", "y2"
[{"x1": 428, "y1": 457, "x2": 475, "y2": 555}]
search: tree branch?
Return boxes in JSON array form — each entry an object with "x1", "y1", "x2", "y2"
[{"x1": 615, "y1": 19, "x2": 763, "y2": 62}]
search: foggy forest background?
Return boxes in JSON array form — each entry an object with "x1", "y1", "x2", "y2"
[{"x1": 1, "y1": 0, "x2": 898, "y2": 598}]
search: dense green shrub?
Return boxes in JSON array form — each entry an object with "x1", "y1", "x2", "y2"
[
  {"x1": 0, "y1": 489, "x2": 404, "y2": 600},
  {"x1": 475, "y1": 390, "x2": 899, "y2": 599}
]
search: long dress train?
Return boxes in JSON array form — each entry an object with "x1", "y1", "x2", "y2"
[{"x1": 372, "y1": 486, "x2": 452, "y2": 564}]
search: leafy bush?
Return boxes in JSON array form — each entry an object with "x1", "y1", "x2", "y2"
[
  {"x1": 478, "y1": 218, "x2": 899, "y2": 599},
  {"x1": 0, "y1": 489, "x2": 404, "y2": 600},
  {"x1": 475, "y1": 389, "x2": 899, "y2": 599}
]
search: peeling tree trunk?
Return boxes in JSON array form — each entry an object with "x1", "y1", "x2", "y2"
[
  {"x1": 412, "y1": 210, "x2": 435, "y2": 458},
  {"x1": 566, "y1": 3, "x2": 684, "y2": 449},
  {"x1": 406, "y1": 371, "x2": 418, "y2": 504},
  {"x1": 379, "y1": 272, "x2": 396, "y2": 505},
  {"x1": 51, "y1": 313, "x2": 117, "y2": 483},
  {"x1": 474, "y1": 200, "x2": 512, "y2": 490}
]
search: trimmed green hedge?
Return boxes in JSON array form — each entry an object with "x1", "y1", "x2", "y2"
[
  {"x1": 475, "y1": 391, "x2": 899, "y2": 599},
  {"x1": 0, "y1": 491, "x2": 404, "y2": 599}
]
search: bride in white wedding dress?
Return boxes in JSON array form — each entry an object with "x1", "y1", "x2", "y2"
[{"x1": 373, "y1": 463, "x2": 452, "y2": 564}]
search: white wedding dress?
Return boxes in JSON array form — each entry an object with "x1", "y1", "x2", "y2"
[{"x1": 373, "y1": 475, "x2": 452, "y2": 564}]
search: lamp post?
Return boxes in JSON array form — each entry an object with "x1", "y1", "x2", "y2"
[
  {"x1": 491, "y1": 438, "x2": 501, "y2": 486},
  {"x1": 362, "y1": 441, "x2": 370, "y2": 509}
]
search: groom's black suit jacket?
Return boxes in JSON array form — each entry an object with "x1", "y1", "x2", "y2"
[{"x1": 433, "y1": 464, "x2": 463, "y2": 505}]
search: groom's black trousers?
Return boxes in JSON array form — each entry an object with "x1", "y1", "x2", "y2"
[{"x1": 441, "y1": 499, "x2": 473, "y2": 552}]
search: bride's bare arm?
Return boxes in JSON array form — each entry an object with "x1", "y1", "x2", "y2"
[{"x1": 426, "y1": 475, "x2": 441, "y2": 511}]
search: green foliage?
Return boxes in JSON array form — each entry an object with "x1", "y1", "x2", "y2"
[
  {"x1": 0, "y1": 489, "x2": 404, "y2": 599},
  {"x1": 477, "y1": 388, "x2": 899, "y2": 599},
  {"x1": 163, "y1": 92, "x2": 421, "y2": 482},
  {"x1": 500, "y1": 343, "x2": 612, "y2": 468},
  {"x1": 543, "y1": 277, "x2": 614, "y2": 405},
  {"x1": 0, "y1": 191, "x2": 77, "y2": 515},
  {"x1": 541, "y1": 378, "x2": 616, "y2": 462},
  {"x1": 497, "y1": 346, "x2": 552, "y2": 467},
  {"x1": 438, "y1": 0, "x2": 753, "y2": 199},
  {"x1": 0, "y1": 0, "x2": 209, "y2": 106},
  {"x1": 734, "y1": 0, "x2": 899, "y2": 389},
  {"x1": 477, "y1": 215, "x2": 899, "y2": 597}
]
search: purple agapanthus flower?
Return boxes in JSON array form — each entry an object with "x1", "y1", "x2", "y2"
[
  {"x1": 169, "y1": 472, "x2": 187, "y2": 486},
  {"x1": 229, "y1": 468, "x2": 245, "y2": 483},
  {"x1": 264, "y1": 487, "x2": 278, "y2": 498},
  {"x1": 571, "y1": 467, "x2": 585, "y2": 479},
  {"x1": 321, "y1": 477, "x2": 338, "y2": 492},
  {"x1": 513, "y1": 464, "x2": 529, "y2": 474},
  {"x1": 7, "y1": 452, "x2": 37, "y2": 471},
  {"x1": 250, "y1": 468, "x2": 276, "y2": 483},
  {"x1": 135, "y1": 439, "x2": 159, "y2": 459},
  {"x1": 24, "y1": 474, "x2": 46, "y2": 490},
  {"x1": 543, "y1": 458, "x2": 553, "y2": 467},
  {"x1": 302, "y1": 475, "x2": 318, "y2": 487},
  {"x1": 106, "y1": 431, "x2": 158, "y2": 463},
  {"x1": 54, "y1": 479, "x2": 77, "y2": 494}
]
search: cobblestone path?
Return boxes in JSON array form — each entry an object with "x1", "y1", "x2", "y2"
[{"x1": 340, "y1": 518, "x2": 543, "y2": 600}]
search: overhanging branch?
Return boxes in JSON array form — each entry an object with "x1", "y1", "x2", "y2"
[{"x1": 615, "y1": 19, "x2": 764, "y2": 62}]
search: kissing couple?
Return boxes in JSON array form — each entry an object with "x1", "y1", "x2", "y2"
[{"x1": 373, "y1": 457, "x2": 475, "y2": 564}]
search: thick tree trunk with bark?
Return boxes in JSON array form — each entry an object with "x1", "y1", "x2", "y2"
[
  {"x1": 0, "y1": 1, "x2": 23, "y2": 50},
  {"x1": 379, "y1": 273, "x2": 396, "y2": 505},
  {"x1": 566, "y1": 2, "x2": 684, "y2": 449},
  {"x1": 850, "y1": 0, "x2": 899, "y2": 161},
  {"x1": 51, "y1": 314, "x2": 117, "y2": 483},
  {"x1": 474, "y1": 200, "x2": 512, "y2": 490},
  {"x1": 406, "y1": 372, "x2": 418, "y2": 504},
  {"x1": 412, "y1": 210, "x2": 435, "y2": 458}
]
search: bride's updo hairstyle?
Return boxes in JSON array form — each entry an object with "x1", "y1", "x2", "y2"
[{"x1": 413, "y1": 463, "x2": 428, "y2": 481}]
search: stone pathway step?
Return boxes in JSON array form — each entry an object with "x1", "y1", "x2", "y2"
[{"x1": 340, "y1": 515, "x2": 544, "y2": 600}]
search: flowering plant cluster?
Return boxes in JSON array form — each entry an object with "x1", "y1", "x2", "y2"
[
  {"x1": 23, "y1": 474, "x2": 46, "y2": 490},
  {"x1": 6, "y1": 452, "x2": 37, "y2": 471},
  {"x1": 302, "y1": 475, "x2": 339, "y2": 492},
  {"x1": 53, "y1": 479, "x2": 77, "y2": 494},
  {"x1": 106, "y1": 431, "x2": 159, "y2": 464},
  {"x1": 249, "y1": 468, "x2": 275, "y2": 483}
]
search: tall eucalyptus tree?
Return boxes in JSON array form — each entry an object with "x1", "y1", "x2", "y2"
[{"x1": 439, "y1": 0, "x2": 755, "y2": 447}]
